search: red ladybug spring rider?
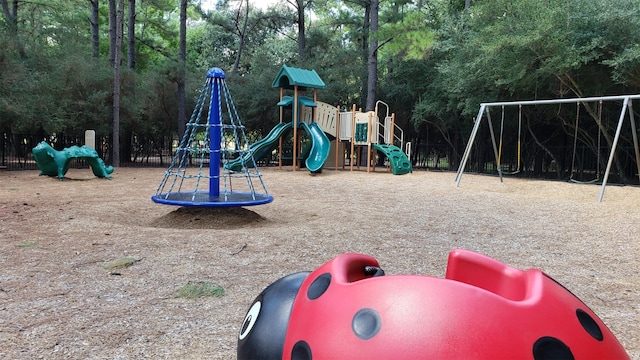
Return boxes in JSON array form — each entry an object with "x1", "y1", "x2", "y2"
[{"x1": 237, "y1": 249, "x2": 629, "y2": 360}]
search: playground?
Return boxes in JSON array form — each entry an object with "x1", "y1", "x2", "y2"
[{"x1": 0, "y1": 167, "x2": 638, "y2": 358}]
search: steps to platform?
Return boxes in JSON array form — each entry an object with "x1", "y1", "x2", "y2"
[{"x1": 372, "y1": 143, "x2": 413, "y2": 175}]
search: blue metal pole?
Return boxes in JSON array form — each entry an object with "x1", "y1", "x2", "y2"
[{"x1": 207, "y1": 68, "x2": 225, "y2": 197}]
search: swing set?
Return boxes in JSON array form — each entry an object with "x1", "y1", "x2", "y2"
[
  {"x1": 496, "y1": 104, "x2": 522, "y2": 175},
  {"x1": 456, "y1": 94, "x2": 640, "y2": 202},
  {"x1": 569, "y1": 101, "x2": 603, "y2": 184},
  {"x1": 495, "y1": 102, "x2": 599, "y2": 179}
]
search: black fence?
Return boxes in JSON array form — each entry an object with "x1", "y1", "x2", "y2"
[
  {"x1": 409, "y1": 141, "x2": 639, "y2": 185},
  {"x1": 0, "y1": 133, "x2": 178, "y2": 171},
  {"x1": 2, "y1": 132, "x2": 638, "y2": 185},
  {"x1": 0, "y1": 133, "x2": 103, "y2": 171}
]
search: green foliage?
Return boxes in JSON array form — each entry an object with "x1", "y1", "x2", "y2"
[
  {"x1": 103, "y1": 257, "x2": 142, "y2": 270},
  {"x1": 17, "y1": 242, "x2": 37, "y2": 248},
  {"x1": 378, "y1": 8, "x2": 436, "y2": 61},
  {"x1": 451, "y1": 0, "x2": 640, "y2": 100},
  {"x1": 403, "y1": 0, "x2": 640, "y2": 142},
  {"x1": 174, "y1": 281, "x2": 225, "y2": 299},
  {"x1": 304, "y1": 24, "x2": 363, "y2": 107},
  {"x1": 2, "y1": 0, "x2": 640, "y2": 165}
]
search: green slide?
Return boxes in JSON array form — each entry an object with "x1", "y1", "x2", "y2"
[
  {"x1": 299, "y1": 122, "x2": 331, "y2": 172},
  {"x1": 225, "y1": 121, "x2": 293, "y2": 172},
  {"x1": 372, "y1": 143, "x2": 413, "y2": 175}
]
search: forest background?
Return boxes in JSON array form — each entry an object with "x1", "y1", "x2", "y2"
[{"x1": 2, "y1": 0, "x2": 640, "y2": 182}]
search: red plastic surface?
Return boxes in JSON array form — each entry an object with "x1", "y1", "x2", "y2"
[{"x1": 280, "y1": 250, "x2": 629, "y2": 360}]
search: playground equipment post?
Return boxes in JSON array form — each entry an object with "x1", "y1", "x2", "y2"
[{"x1": 208, "y1": 68, "x2": 222, "y2": 197}]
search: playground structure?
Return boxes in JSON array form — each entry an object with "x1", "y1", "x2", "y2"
[
  {"x1": 152, "y1": 65, "x2": 410, "y2": 208},
  {"x1": 32, "y1": 141, "x2": 114, "y2": 179},
  {"x1": 323, "y1": 100, "x2": 413, "y2": 175},
  {"x1": 455, "y1": 94, "x2": 640, "y2": 202},
  {"x1": 152, "y1": 68, "x2": 272, "y2": 207},
  {"x1": 244, "y1": 65, "x2": 412, "y2": 175}
]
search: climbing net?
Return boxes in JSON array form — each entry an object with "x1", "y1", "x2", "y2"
[{"x1": 152, "y1": 68, "x2": 272, "y2": 207}]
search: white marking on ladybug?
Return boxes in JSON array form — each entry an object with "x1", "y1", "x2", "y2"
[{"x1": 239, "y1": 301, "x2": 262, "y2": 340}]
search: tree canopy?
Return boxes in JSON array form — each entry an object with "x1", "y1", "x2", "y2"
[{"x1": 1, "y1": 0, "x2": 640, "y2": 177}]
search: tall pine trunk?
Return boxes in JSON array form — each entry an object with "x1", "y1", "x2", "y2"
[
  {"x1": 108, "y1": 0, "x2": 117, "y2": 67},
  {"x1": 177, "y1": 0, "x2": 187, "y2": 141},
  {"x1": 365, "y1": 0, "x2": 378, "y2": 112},
  {"x1": 89, "y1": 0, "x2": 99, "y2": 58},
  {"x1": 112, "y1": 0, "x2": 124, "y2": 167},
  {"x1": 232, "y1": 0, "x2": 250, "y2": 73},
  {"x1": 296, "y1": 0, "x2": 306, "y2": 63},
  {"x1": 0, "y1": 0, "x2": 27, "y2": 58},
  {"x1": 361, "y1": 1, "x2": 370, "y2": 108},
  {"x1": 127, "y1": 0, "x2": 136, "y2": 69},
  {"x1": 122, "y1": 0, "x2": 136, "y2": 164}
]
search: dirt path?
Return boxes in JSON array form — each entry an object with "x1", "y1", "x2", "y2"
[{"x1": 1, "y1": 167, "x2": 638, "y2": 359}]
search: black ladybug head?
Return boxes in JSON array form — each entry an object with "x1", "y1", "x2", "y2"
[{"x1": 238, "y1": 271, "x2": 310, "y2": 360}]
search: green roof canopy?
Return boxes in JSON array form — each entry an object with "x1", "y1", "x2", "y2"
[
  {"x1": 271, "y1": 65, "x2": 326, "y2": 91},
  {"x1": 277, "y1": 96, "x2": 317, "y2": 108}
]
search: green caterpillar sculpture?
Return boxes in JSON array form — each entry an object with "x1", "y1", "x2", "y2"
[{"x1": 32, "y1": 141, "x2": 114, "y2": 179}]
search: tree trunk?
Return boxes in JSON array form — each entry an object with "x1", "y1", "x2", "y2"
[
  {"x1": 177, "y1": 0, "x2": 187, "y2": 140},
  {"x1": 295, "y1": 0, "x2": 306, "y2": 63},
  {"x1": 361, "y1": 0, "x2": 370, "y2": 108},
  {"x1": 232, "y1": 0, "x2": 250, "y2": 73},
  {"x1": 1, "y1": 0, "x2": 26, "y2": 58},
  {"x1": 122, "y1": 0, "x2": 135, "y2": 164},
  {"x1": 108, "y1": 0, "x2": 117, "y2": 67},
  {"x1": 465, "y1": 0, "x2": 471, "y2": 9},
  {"x1": 127, "y1": 0, "x2": 136, "y2": 69},
  {"x1": 387, "y1": 1, "x2": 400, "y2": 74},
  {"x1": 365, "y1": 0, "x2": 378, "y2": 112},
  {"x1": 89, "y1": 0, "x2": 100, "y2": 58},
  {"x1": 112, "y1": 0, "x2": 124, "y2": 167}
]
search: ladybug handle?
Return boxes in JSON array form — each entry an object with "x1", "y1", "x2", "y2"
[
  {"x1": 328, "y1": 253, "x2": 381, "y2": 283},
  {"x1": 364, "y1": 265, "x2": 385, "y2": 277},
  {"x1": 446, "y1": 249, "x2": 529, "y2": 301}
]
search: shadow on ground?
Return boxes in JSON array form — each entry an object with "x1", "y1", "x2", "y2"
[{"x1": 149, "y1": 206, "x2": 267, "y2": 229}]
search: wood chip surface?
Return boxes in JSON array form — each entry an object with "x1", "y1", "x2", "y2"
[{"x1": 1, "y1": 167, "x2": 638, "y2": 359}]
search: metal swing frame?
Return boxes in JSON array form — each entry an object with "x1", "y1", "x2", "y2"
[
  {"x1": 497, "y1": 105, "x2": 522, "y2": 175},
  {"x1": 569, "y1": 101, "x2": 603, "y2": 184},
  {"x1": 455, "y1": 94, "x2": 640, "y2": 202}
]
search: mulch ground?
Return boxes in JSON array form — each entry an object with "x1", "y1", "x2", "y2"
[{"x1": 0, "y1": 167, "x2": 638, "y2": 359}]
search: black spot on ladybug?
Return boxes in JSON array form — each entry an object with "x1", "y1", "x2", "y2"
[
  {"x1": 576, "y1": 309, "x2": 603, "y2": 341},
  {"x1": 352, "y1": 308, "x2": 381, "y2": 340},
  {"x1": 307, "y1": 273, "x2": 331, "y2": 300},
  {"x1": 291, "y1": 340, "x2": 312, "y2": 360},
  {"x1": 533, "y1": 336, "x2": 575, "y2": 360}
]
